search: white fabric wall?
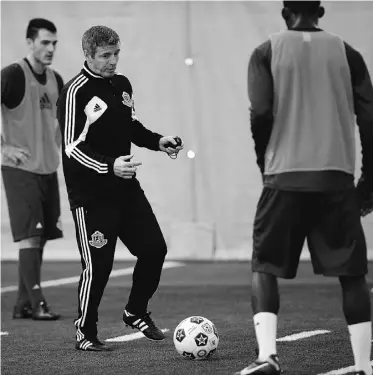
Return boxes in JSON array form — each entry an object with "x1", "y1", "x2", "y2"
[{"x1": 1, "y1": 1, "x2": 373, "y2": 259}]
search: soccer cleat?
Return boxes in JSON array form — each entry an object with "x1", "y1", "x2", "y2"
[
  {"x1": 234, "y1": 354, "x2": 282, "y2": 375},
  {"x1": 122, "y1": 310, "x2": 166, "y2": 341},
  {"x1": 13, "y1": 304, "x2": 33, "y2": 319},
  {"x1": 89, "y1": 337, "x2": 111, "y2": 349},
  {"x1": 75, "y1": 339, "x2": 112, "y2": 352},
  {"x1": 32, "y1": 301, "x2": 60, "y2": 321},
  {"x1": 91, "y1": 337, "x2": 105, "y2": 346}
]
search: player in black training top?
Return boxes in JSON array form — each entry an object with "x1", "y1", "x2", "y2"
[{"x1": 57, "y1": 25, "x2": 183, "y2": 352}]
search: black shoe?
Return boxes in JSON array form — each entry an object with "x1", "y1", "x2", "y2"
[
  {"x1": 90, "y1": 337, "x2": 111, "y2": 350},
  {"x1": 234, "y1": 354, "x2": 282, "y2": 375},
  {"x1": 122, "y1": 310, "x2": 166, "y2": 341},
  {"x1": 32, "y1": 301, "x2": 60, "y2": 321},
  {"x1": 13, "y1": 304, "x2": 33, "y2": 319},
  {"x1": 75, "y1": 339, "x2": 112, "y2": 352},
  {"x1": 92, "y1": 338, "x2": 104, "y2": 346}
]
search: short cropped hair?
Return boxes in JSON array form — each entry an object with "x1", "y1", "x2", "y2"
[
  {"x1": 26, "y1": 18, "x2": 57, "y2": 40},
  {"x1": 82, "y1": 26, "x2": 120, "y2": 58},
  {"x1": 283, "y1": 1, "x2": 321, "y2": 15}
]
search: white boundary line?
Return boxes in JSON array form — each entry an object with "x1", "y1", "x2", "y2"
[
  {"x1": 0, "y1": 332, "x2": 9, "y2": 336},
  {"x1": 0, "y1": 261, "x2": 184, "y2": 293},
  {"x1": 106, "y1": 329, "x2": 170, "y2": 342},
  {"x1": 317, "y1": 360, "x2": 373, "y2": 375},
  {"x1": 276, "y1": 330, "x2": 330, "y2": 342}
]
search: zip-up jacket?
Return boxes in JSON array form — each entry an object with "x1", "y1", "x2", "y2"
[{"x1": 57, "y1": 62, "x2": 163, "y2": 209}]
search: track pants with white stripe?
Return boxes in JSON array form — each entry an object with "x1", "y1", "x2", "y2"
[{"x1": 71, "y1": 186, "x2": 167, "y2": 340}]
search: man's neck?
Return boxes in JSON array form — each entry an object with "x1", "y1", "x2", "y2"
[
  {"x1": 85, "y1": 61, "x2": 102, "y2": 77},
  {"x1": 291, "y1": 17, "x2": 319, "y2": 30},
  {"x1": 26, "y1": 54, "x2": 46, "y2": 75}
]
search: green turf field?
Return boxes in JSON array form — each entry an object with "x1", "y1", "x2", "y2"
[{"x1": 1, "y1": 261, "x2": 373, "y2": 375}]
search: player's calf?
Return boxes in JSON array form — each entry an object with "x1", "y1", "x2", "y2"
[{"x1": 339, "y1": 276, "x2": 372, "y2": 375}]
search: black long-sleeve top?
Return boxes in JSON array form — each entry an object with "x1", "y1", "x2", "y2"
[{"x1": 57, "y1": 62, "x2": 163, "y2": 209}]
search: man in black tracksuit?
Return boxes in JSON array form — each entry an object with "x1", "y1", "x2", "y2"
[{"x1": 56, "y1": 25, "x2": 183, "y2": 351}]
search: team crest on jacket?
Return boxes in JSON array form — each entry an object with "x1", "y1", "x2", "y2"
[
  {"x1": 89, "y1": 231, "x2": 108, "y2": 248},
  {"x1": 122, "y1": 92, "x2": 133, "y2": 107}
]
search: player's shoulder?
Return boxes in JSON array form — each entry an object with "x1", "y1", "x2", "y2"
[
  {"x1": 250, "y1": 39, "x2": 271, "y2": 64},
  {"x1": 254, "y1": 39, "x2": 271, "y2": 55},
  {"x1": 342, "y1": 41, "x2": 366, "y2": 77},
  {"x1": 112, "y1": 73, "x2": 132, "y2": 92},
  {"x1": 60, "y1": 72, "x2": 89, "y2": 96},
  {"x1": 1, "y1": 61, "x2": 24, "y2": 79},
  {"x1": 321, "y1": 32, "x2": 366, "y2": 68},
  {"x1": 342, "y1": 41, "x2": 364, "y2": 61}
]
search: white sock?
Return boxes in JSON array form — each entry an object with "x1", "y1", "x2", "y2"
[
  {"x1": 348, "y1": 321, "x2": 372, "y2": 375},
  {"x1": 253, "y1": 312, "x2": 277, "y2": 361}
]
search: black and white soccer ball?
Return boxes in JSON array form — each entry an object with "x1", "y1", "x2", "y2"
[{"x1": 173, "y1": 316, "x2": 219, "y2": 360}]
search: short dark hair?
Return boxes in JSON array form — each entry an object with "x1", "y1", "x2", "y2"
[
  {"x1": 82, "y1": 26, "x2": 120, "y2": 58},
  {"x1": 26, "y1": 18, "x2": 57, "y2": 40},
  {"x1": 283, "y1": 1, "x2": 321, "y2": 15}
]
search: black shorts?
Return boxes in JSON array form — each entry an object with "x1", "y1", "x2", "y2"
[
  {"x1": 252, "y1": 187, "x2": 368, "y2": 278},
  {"x1": 2, "y1": 166, "x2": 63, "y2": 242}
]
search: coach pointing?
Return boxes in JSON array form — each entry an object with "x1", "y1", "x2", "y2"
[{"x1": 57, "y1": 25, "x2": 183, "y2": 352}]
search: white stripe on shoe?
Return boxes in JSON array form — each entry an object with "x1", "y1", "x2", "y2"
[
  {"x1": 106, "y1": 329, "x2": 170, "y2": 342},
  {"x1": 238, "y1": 363, "x2": 269, "y2": 374},
  {"x1": 82, "y1": 341, "x2": 92, "y2": 350}
]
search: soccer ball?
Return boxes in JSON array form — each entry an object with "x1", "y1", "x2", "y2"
[{"x1": 173, "y1": 316, "x2": 219, "y2": 360}]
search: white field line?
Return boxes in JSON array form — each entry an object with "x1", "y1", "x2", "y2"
[
  {"x1": 107, "y1": 328, "x2": 331, "y2": 344},
  {"x1": 0, "y1": 332, "x2": 9, "y2": 336},
  {"x1": 106, "y1": 329, "x2": 170, "y2": 342},
  {"x1": 276, "y1": 330, "x2": 330, "y2": 342},
  {"x1": 317, "y1": 360, "x2": 373, "y2": 375},
  {"x1": 0, "y1": 261, "x2": 184, "y2": 293}
]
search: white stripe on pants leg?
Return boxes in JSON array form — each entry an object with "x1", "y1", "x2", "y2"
[
  {"x1": 74, "y1": 208, "x2": 89, "y2": 330},
  {"x1": 77, "y1": 208, "x2": 91, "y2": 326},
  {"x1": 77, "y1": 208, "x2": 93, "y2": 326},
  {"x1": 74, "y1": 207, "x2": 93, "y2": 329}
]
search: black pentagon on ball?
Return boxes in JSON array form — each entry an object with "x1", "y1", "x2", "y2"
[
  {"x1": 190, "y1": 316, "x2": 204, "y2": 324},
  {"x1": 182, "y1": 351, "x2": 196, "y2": 360},
  {"x1": 175, "y1": 328, "x2": 186, "y2": 342},
  {"x1": 194, "y1": 332, "x2": 208, "y2": 347}
]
